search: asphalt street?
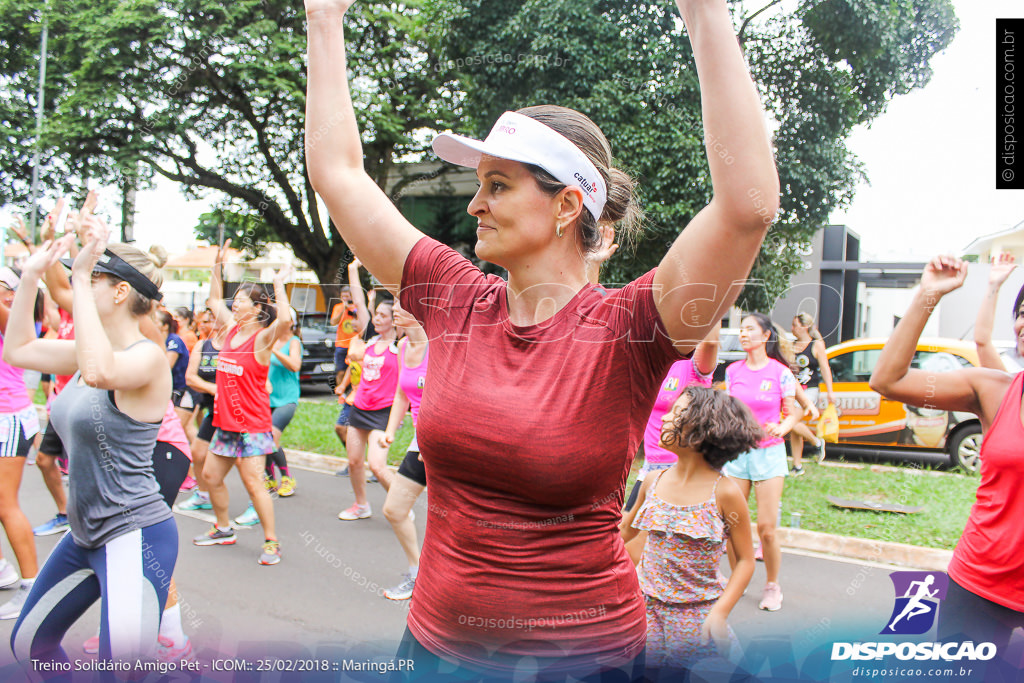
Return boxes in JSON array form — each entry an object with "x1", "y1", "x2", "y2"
[{"x1": 0, "y1": 458, "x2": 1018, "y2": 682}]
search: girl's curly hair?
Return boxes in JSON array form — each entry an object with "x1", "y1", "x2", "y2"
[{"x1": 660, "y1": 386, "x2": 764, "y2": 469}]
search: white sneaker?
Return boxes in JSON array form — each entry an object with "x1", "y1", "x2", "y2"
[
  {"x1": 0, "y1": 562, "x2": 20, "y2": 589},
  {"x1": 0, "y1": 584, "x2": 31, "y2": 620},
  {"x1": 338, "y1": 503, "x2": 371, "y2": 521}
]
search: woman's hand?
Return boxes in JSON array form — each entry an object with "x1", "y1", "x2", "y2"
[
  {"x1": 216, "y1": 238, "x2": 232, "y2": 267},
  {"x1": 806, "y1": 402, "x2": 820, "y2": 421},
  {"x1": 919, "y1": 255, "x2": 967, "y2": 301},
  {"x1": 71, "y1": 216, "x2": 110, "y2": 280},
  {"x1": 377, "y1": 431, "x2": 395, "y2": 449},
  {"x1": 273, "y1": 264, "x2": 294, "y2": 284},
  {"x1": 22, "y1": 235, "x2": 75, "y2": 281},
  {"x1": 305, "y1": 0, "x2": 357, "y2": 15},
  {"x1": 764, "y1": 422, "x2": 785, "y2": 439},
  {"x1": 989, "y1": 252, "x2": 1017, "y2": 286}
]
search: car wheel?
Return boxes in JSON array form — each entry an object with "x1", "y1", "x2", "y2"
[{"x1": 947, "y1": 423, "x2": 983, "y2": 473}]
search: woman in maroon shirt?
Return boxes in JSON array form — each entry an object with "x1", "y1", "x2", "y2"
[
  {"x1": 871, "y1": 256, "x2": 1024, "y2": 670},
  {"x1": 306, "y1": 0, "x2": 778, "y2": 678}
]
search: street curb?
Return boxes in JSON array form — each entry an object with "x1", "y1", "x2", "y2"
[{"x1": 283, "y1": 446, "x2": 954, "y2": 572}]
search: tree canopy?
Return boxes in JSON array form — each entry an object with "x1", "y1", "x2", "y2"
[{"x1": 0, "y1": 0, "x2": 957, "y2": 308}]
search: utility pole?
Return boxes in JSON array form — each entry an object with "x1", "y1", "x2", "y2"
[{"x1": 27, "y1": 0, "x2": 50, "y2": 243}]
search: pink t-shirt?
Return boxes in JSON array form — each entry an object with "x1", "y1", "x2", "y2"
[
  {"x1": 725, "y1": 359, "x2": 796, "y2": 448},
  {"x1": 642, "y1": 359, "x2": 713, "y2": 466},
  {"x1": 157, "y1": 400, "x2": 191, "y2": 460},
  {"x1": 353, "y1": 336, "x2": 400, "y2": 412},
  {"x1": 398, "y1": 340, "x2": 428, "y2": 426},
  {"x1": 0, "y1": 333, "x2": 30, "y2": 414}
]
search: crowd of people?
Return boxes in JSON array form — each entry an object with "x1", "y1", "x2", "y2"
[{"x1": 0, "y1": 0, "x2": 1018, "y2": 679}]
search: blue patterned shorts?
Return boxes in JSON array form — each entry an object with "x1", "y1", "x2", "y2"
[{"x1": 210, "y1": 429, "x2": 276, "y2": 459}]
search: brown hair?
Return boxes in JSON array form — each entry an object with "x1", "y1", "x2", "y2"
[
  {"x1": 235, "y1": 283, "x2": 275, "y2": 328},
  {"x1": 660, "y1": 386, "x2": 764, "y2": 469},
  {"x1": 515, "y1": 105, "x2": 643, "y2": 252},
  {"x1": 104, "y1": 243, "x2": 165, "y2": 317}
]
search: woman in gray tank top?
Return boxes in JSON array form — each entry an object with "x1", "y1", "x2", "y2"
[{"x1": 2, "y1": 213, "x2": 178, "y2": 668}]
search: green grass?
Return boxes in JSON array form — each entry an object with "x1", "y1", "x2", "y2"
[
  {"x1": 282, "y1": 399, "x2": 414, "y2": 466},
  {"x1": 624, "y1": 458, "x2": 976, "y2": 550},
  {"x1": 776, "y1": 463, "x2": 976, "y2": 550}
]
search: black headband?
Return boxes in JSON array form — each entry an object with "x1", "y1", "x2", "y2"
[{"x1": 61, "y1": 249, "x2": 163, "y2": 302}]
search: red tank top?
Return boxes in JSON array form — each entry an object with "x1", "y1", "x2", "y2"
[
  {"x1": 213, "y1": 327, "x2": 272, "y2": 433},
  {"x1": 947, "y1": 372, "x2": 1024, "y2": 611}
]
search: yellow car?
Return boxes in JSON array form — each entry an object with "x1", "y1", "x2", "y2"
[{"x1": 812, "y1": 338, "x2": 983, "y2": 472}]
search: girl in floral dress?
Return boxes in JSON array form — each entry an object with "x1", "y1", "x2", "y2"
[{"x1": 621, "y1": 386, "x2": 761, "y2": 671}]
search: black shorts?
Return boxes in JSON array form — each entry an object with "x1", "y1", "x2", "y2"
[
  {"x1": 196, "y1": 413, "x2": 216, "y2": 443},
  {"x1": 39, "y1": 420, "x2": 64, "y2": 457},
  {"x1": 348, "y1": 405, "x2": 391, "y2": 432},
  {"x1": 397, "y1": 449, "x2": 426, "y2": 487},
  {"x1": 40, "y1": 373, "x2": 52, "y2": 383},
  {"x1": 153, "y1": 442, "x2": 191, "y2": 508},
  {"x1": 171, "y1": 388, "x2": 188, "y2": 408}
]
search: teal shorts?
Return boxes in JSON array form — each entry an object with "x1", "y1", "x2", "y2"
[{"x1": 723, "y1": 442, "x2": 788, "y2": 481}]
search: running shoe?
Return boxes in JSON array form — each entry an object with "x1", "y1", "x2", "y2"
[
  {"x1": 277, "y1": 476, "x2": 296, "y2": 497},
  {"x1": 233, "y1": 504, "x2": 260, "y2": 527},
  {"x1": 157, "y1": 635, "x2": 196, "y2": 664},
  {"x1": 264, "y1": 476, "x2": 278, "y2": 494},
  {"x1": 175, "y1": 492, "x2": 212, "y2": 511},
  {"x1": 759, "y1": 582, "x2": 783, "y2": 611},
  {"x1": 791, "y1": 465, "x2": 805, "y2": 477},
  {"x1": 336, "y1": 465, "x2": 350, "y2": 477},
  {"x1": 384, "y1": 573, "x2": 416, "y2": 601},
  {"x1": 258, "y1": 540, "x2": 281, "y2": 565},
  {"x1": 0, "y1": 584, "x2": 31, "y2": 620},
  {"x1": 179, "y1": 475, "x2": 198, "y2": 492},
  {"x1": 83, "y1": 634, "x2": 99, "y2": 654},
  {"x1": 0, "y1": 562, "x2": 19, "y2": 589},
  {"x1": 814, "y1": 438, "x2": 827, "y2": 464},
  {"x1": 33, "y1": 513, "x2": 69, "y2": 536},
  {"x1": 193, "y1": 527, "x2": 237, "y2": 546},
  {"x1": 338, "y1": 503, "x2": 371, "y2": 521}
]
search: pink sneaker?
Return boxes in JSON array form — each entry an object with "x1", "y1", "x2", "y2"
[
  {"x1": 179, "y1": 476, "x2": 198, "y2": 492},
  {"x1": 754, "y1": 543, "x2": 763, "y2": 561},
  {"x1": 338, "y1": 503, "x2": 371, "y2": 521},
  {"x1": 83, "y1": 634, "x2": 99, "y2": 654},
  {"x1": 759, "y1": 582, "x2": 783, "y2": 611},
  {"x1": 157, "y1": 635, "x2": 196, "y2": 664}
]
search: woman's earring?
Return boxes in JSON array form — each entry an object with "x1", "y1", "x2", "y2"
[{"x1": 556, "y1": 222, "x2": 564, "y2": 238}]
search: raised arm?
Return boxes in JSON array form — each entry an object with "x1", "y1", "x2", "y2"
[
  {"x1": 71, "y1": 218, "x2": 168, "y2": 391},
  {"x1": 653, "y1": 0, "x2": 779, "y2": 352},
  {"x1": 2, "y1": 236, "x2": 80, "y2": 375},
  {"x1": 304, "y1": 0, "x2": 423, "y2": 287},
  {"x1": 691, "y1": 322, "x2": 720, "y2": 376},
  {"x1": 870, "y1": 256, "x2": 1008, "y2": 428},
  {"x1": 256, "y1": 265, "x2": 295, "y2": 352},
  {"x1": 207, "y1": 240, "x2": 235, "y2": 329},
  {"x1": 347, "y1": 259, "x2": 370, "y2": 333},
  {"x1": 975, "y1": 253, "x2": 1016, "y2": 372}
]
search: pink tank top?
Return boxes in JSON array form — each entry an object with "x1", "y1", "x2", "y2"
[
  {"x1": 725, "y1": 359, "x2": 796, "y2": 448},
  {"x1": 157, "y1": 400, "x2": 191, "y2": 460},
  {"x1": 0, "y1": 333, "x2": 29, "y2": 414},
  {"x1": 398, "y1": 340, "x2": 428, "y2": 426},
  {"x1": 354, "y1": 336, "x2": 400, "y2": 411}
]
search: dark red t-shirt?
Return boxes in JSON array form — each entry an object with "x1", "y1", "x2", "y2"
[
  {"x1": 400, "y1": 238, "x2": 680, "y2": 670},
  {"x1": 947, "y1": 372, "x2": 1024, "y2": 611},
  {"x1": 213, "y1": 327, "x2": 272, "y2": 433}
]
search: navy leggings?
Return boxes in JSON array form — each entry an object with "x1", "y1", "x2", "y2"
[{"x1": 11, "y1": 517, "x2": 178, "y2": 677}]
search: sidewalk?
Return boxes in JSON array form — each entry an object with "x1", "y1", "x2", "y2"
[{"x1": 283, "y1": 447, "x2": 954, "y2": 572}]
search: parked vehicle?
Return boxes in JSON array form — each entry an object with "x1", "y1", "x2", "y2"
[
  {"x1": 812, "y1": 338, "x2": 983, "y2": 472},
  {"x1": 296, "y1": 313, "x2": 337, "y2": 387}
]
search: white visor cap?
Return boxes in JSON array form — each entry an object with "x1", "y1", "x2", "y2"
[{"x1": 432, "y1": 111, "x2": 607, "y2": 221}]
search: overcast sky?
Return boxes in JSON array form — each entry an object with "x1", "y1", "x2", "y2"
[{"x1": 11, "y1": 1, "x2": 1023, "y2": 263}]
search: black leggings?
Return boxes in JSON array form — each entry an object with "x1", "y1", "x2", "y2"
[
  {"x1": 938, "y1": 576, "x2": 1024, "y2": 651},
  {"x1": 389, "y1": 628, "x2": 645, "y2": 683}
]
